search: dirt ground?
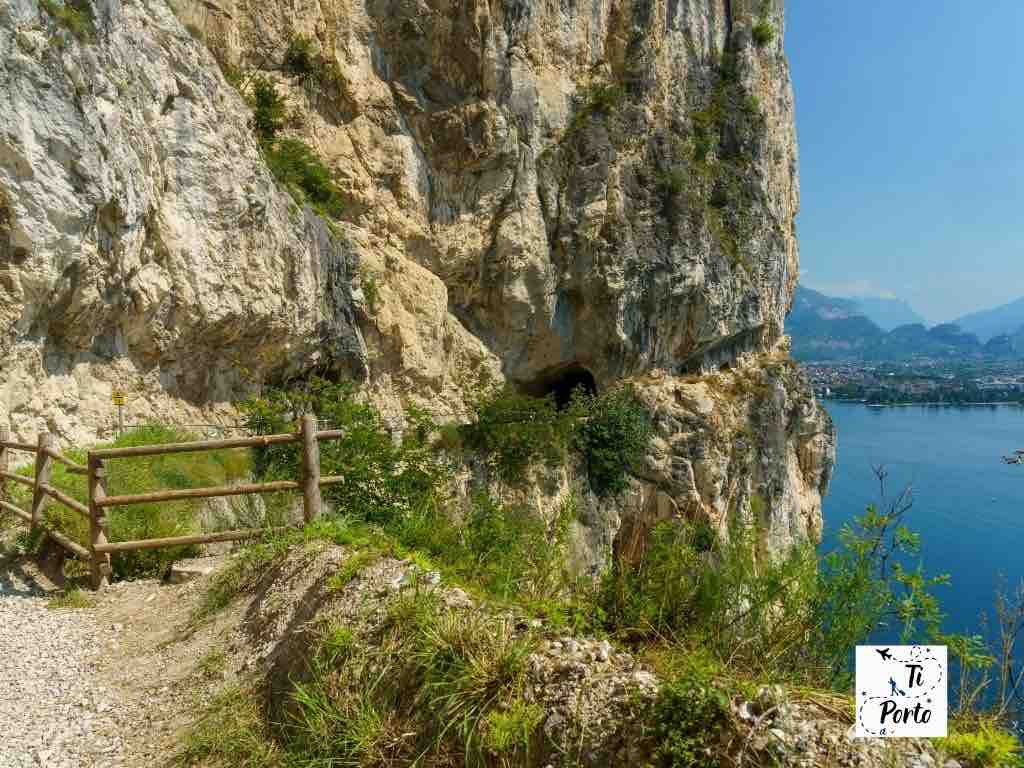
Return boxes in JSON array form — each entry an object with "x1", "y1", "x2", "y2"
[{"x1": 0, "y1": 526, "x2": 243, "y2": 767}]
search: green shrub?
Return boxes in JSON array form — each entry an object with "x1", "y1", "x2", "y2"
[
  {"x1": 283, "y1": 35, "x2": 316, "y2": 76},
  {"x1": 240, "y1": 379, "x2": 446, "y2": 526},
  {"x1": 600, "y1": 517, "x2": 822, "y2": 677},
  {"x1": 263, "y1": 137, "x2": 345, "y2": 219},
  {"x1": 360, "y1": 269, "x2": 378, "y2": 311},
  {"x1": 587, "y1": 83, "x2": 626, "y2": 114},
  {"x1": 250, "y1": 76, "x2": 285, "y2": 141},
  {"x1": 572, "y1": 385, "x2": 652, "y2": 496},
  {"x1": 434, "y1": 422, "x2": 465, "y2": 453},
  {"x1": 219, "y1": 60, "x2": 247, "y2": 91},
  {"x1": 810, "y1": 501, "x2": 950, "y2": 685},
  {"x1": 938, "y1": 721, "x2": 1022, "y2": 768},
  {"x1": 461, "y1": 493, "x2": 573, "y2": 600},
  {"x1": 282, "y1": 34, "x2": 343, "y2": 90},
  {"x1": 11, "y1": 526, "x2": 45, "y2": 556},
  {"x1": 602, "y1": 521, "x2": 700, "y2": 637},
  {"x1": 40, "y1": 0, "x2": 95, "y2": 42},
  {"x1": 655, "y1": 167, "x2": 688, "y2": 203},
  {"x1": 691, "y1": 101, "x2": 723, "y2": 163},
  {"x1": 464, "y1": 386, "x2": 573, "y2": 483},
  {"x1": 752, "y1": 19, "x2": 776, "y2": 46},
  {"x1": 568, "y1": 82, "x2": 627, "y2": 134},
  {"x1": 653, "y1": 663, "x2": 731, "y2": 768}
]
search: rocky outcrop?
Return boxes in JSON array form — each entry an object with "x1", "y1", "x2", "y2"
[
  {"x1": 1, "y1": 0, "x2": 833, "y2": 559},
  {"x1": 458, "y1": 354, "x2": 835, "y2": 576},
  {"x1": 626, "y1": 355, "x2": 834, "y2": 559}
]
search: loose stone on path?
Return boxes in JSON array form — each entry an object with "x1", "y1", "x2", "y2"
[{"x1": 0, "y1": 578, "x2": 124, "y2": 768}]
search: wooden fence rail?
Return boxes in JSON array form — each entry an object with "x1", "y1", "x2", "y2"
[{"x1": 0, "y1": 415, "x2": 337, "y2": 590}]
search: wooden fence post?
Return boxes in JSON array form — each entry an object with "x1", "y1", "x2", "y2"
[
  {"x1": 88, "y1": 454, "x2": 111, "y2": 590},
  {"x1": 0, "y1": 428, "x2": 9, "y2": 508},
  {"x1": 31, "y1": 432, "x2": 53, "y2": 532},
  {"x1": 301, "y1": 414, "x2": 321, "y2": 523}
]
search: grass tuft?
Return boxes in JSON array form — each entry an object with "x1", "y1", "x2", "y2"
[
  {"x1": 326, "y1": 549, "x2": 383, "y2": 592},
  {"x1": 175, "y1": 685, "x2": 279, "y2": 768},
  {"x1": 47, "y1": 588, "x2": 94, "y2": 610},
  {"x1": 40, "y1": 0, "x2": 95, "y2": 42},
  {"x1": 196, "y1": 647, "x2": 229, "y2": 679},
  {"x1": 482, "y1": 699, "x2": 544, "y2": 757}
]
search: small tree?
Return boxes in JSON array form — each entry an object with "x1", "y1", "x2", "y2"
[
  {"x1": 251, "y1": 77, "x2": 285, "y2": 141},
  {"x1": 810, "y1": 466, "x2": 950, "y2": 684}
]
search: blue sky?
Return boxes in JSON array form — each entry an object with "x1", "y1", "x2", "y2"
[{"x1": 785, "y1": 0, "x2": 1024, "y2": 324}]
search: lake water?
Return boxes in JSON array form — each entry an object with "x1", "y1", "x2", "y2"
[{"x1": 820, "y1": 402, "x2": 1024, "y2": 641}]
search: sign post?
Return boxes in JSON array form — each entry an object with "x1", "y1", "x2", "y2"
[{"x1": 111, "y1": 390, "x2": 126, "y2": 437}]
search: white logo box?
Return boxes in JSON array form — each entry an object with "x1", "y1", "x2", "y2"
[{"x1": 855, "y1": 645, "x2": 947, "y2": 738}]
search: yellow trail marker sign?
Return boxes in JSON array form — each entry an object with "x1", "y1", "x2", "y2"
[{"x1": 111, "y1": 390, "x2": 126, "y2": 407}]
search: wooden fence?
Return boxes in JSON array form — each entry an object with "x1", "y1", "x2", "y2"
[{"x1": 0, "y1": 415, "x2": 343, "y2": 590}]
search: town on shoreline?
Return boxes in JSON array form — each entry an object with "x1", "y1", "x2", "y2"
[{"x1": 805, "y1": 359, "x2": 1024, "y2": 406}]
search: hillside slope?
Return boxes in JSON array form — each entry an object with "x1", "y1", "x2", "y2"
[{"x1": 0, "y1": 540, "x2": 945, "y2": 768}]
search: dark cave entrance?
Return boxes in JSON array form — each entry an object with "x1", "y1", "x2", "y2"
[{"x1": 521, "y1": 364, "x2": 597, "y2": 410}]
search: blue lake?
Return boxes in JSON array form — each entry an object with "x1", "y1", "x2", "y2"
[{"x1": 820, "y1": 402, "x2": 1024, "y2": 640}]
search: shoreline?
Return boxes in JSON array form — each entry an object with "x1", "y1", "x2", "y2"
[{"x1": 824, "y1": 399, "x2": 1024, "y2": 408}]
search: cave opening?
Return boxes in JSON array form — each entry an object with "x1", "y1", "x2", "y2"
[{"x1": 521, "y1": 364, "x2": 597, "y2": 410}]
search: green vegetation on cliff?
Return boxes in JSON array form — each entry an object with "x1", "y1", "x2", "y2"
[{"x1": 39, "y1": 0, "x2": 95, "y2": 42}]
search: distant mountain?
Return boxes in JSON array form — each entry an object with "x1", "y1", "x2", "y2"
[
  {"x1": 852, "y1": 296, "x2": 926, "y2": 332},
  {"x1": 787, "y1": 286, "x2": 886, "y2": 360},
  {"x1": 955, "y1": 297, "x2": 1024, "y2": 342},
  {"x1": 787, "y1": 285, "x2": 1008, "y2": 361},
  {"x1": 867, "y1": 322, "x2": 983, "y2": 360}
]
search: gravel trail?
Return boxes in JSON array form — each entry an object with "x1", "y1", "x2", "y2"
[{"x1": 0, "y1": 575, "x2": 124, "y2": 768}]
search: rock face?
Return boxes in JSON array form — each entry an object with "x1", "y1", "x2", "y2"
[
  {"x1": 627, "y1": 356, "x2": 834, "y2": 559},
  {"x1": 169, "y1": 0, "x2": 800, "y2": 397},
  {"x1": 0, "y1": 0, "x2": 834, "y2": 558},
  {"x1": 0, "y1": 0, "x2": 365, "y2": 441}
]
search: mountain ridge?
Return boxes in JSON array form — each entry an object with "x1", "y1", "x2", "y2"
[
  {"x1": 854, "y1": 295, "x2": 926, "y2": 331},
  {"x1": 787, "y1": 285, "x2": 1020, "y2": 361},
  {"x1": 955, "y1": 296, "x2": 1024, "y2": 342}
]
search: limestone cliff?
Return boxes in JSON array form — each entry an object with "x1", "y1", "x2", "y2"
[
  {"x1": 0, "y1": 0, "x2": 834, "y2": 558},
  {"x1": 0, "y1": 0, "x2": 365, "y2": 437}
]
